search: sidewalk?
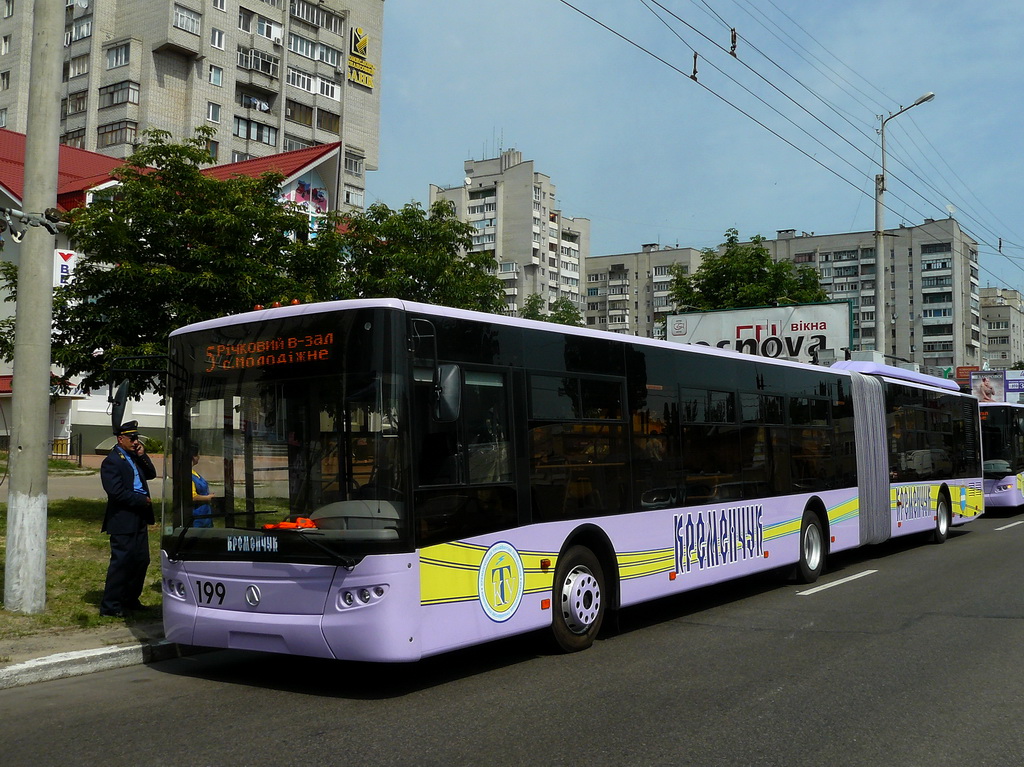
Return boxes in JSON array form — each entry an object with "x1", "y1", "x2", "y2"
[
  {"x1": 1, "y1": 452, "x2": 200, "y2": 690},
  {"x1": 0, "y1": 614, "x2": 201, "y2": 690}
]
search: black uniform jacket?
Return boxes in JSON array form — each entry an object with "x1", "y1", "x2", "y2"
[{"x1": 100, "y1": 447, "x2": 158, "y2": 534}]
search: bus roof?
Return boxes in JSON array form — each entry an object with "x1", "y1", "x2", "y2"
[
  {"x1": 169, "y1": 298, "x2": 960, "y2": 393},
  {"x1": 830, "y1": 360, "x2": 960, "y2": 392}
]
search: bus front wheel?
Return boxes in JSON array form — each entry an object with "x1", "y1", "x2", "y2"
[
  {"x1": 552, "y1": 546, "x2": 606, "y2": 652},
  {"x1": 931, "y1": 494, "x2": 951, "y2": 543},
  {"x1": 796, "y1": 511, "x2": 825, "y2": 584}
]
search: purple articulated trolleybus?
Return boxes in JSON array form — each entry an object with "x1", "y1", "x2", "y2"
[
  {"x1": 979, "y1": 402, "x2": 1024, "y2": 512},
  {"x1": 160, "y1": 299, "x2": 983, "y2": 661}
]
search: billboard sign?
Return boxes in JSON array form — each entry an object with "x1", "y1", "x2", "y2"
[
  {"x1": 970, "y1": 370, "x2": 1005, "y2": 402},
  {"x1": 664, "y1": 301, "x2": 852, "y2": 365}
]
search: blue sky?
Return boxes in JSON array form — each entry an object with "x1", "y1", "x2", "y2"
[{"x1": 368, "y1": 1, "x2": 1024, "y2": 290}]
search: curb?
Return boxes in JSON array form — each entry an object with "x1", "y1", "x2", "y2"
[{"x1": 0, "y1": 640, "x2": 208, "y2": 690}]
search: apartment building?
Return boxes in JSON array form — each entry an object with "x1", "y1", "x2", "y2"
[
  {"x1": 429, "y1": 149, "x2": 591, "y2": 316},
  {"x1": 0, "y1": 0, "x2": 382, "y2": 210},
  {"x1": 980, "y1": 287, "x2": 1024, "y2": 371},
  {"x1": 584, "y1": 244, "x2": 703, "y2": 338},
  {"x1": 759, "y1": 218, "x2": 980, "y2": 375}
]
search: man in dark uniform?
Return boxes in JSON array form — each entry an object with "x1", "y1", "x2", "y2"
[{"x1": 99, "y1": 420, "x2": 157, "y2": 618}]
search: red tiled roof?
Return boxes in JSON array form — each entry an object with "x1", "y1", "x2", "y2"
[
  {"x1": 0, "y1": 129, "x2": 123, "y2": 210},
  {"x1": 0, "y1": 129, "x2": 341, "y2": 212},
  {"x1": 203, "y1": 142, "x2": 341, "y2": 182}
]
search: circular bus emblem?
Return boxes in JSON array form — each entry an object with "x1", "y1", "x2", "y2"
[
  {"x1": 478, "y1": 542, "x2": 524, "y2": 622},
  {"x1": 245, "y1": 585, "x2": 262, "y2": 606}
]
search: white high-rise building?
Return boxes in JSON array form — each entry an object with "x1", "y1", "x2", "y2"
[{"x1": 430, "y1": 149, "x2": 590, "y2": 316}]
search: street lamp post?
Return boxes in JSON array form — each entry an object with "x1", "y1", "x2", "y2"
[{"x1": 874, "y1": 91, "x2": 934, "y2": 361}]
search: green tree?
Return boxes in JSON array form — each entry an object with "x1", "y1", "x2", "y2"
[
  {"x1": 519, "y1": 293, "x2": 545, "y2": 321},
  {"x1": 334, "y1": 200, "x2": 504, "y2": 313},
  {"x1": 50, "y1": 128, "x2": 326, "y2": 396},
  {"x1": 668, "y1": 228, "x2": 827, "y2": 311},
  {"x1": 518, "y1": 293, "x2": 584, "y2": 327}
]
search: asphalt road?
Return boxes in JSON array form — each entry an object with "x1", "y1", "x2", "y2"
[{"x1": 2, "y1": 511, "x2": 1022, "y2": 767}]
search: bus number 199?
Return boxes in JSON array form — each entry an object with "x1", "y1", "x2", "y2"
[{"x1": 196, "y1": 580, "x2": 226, "y2": 605}]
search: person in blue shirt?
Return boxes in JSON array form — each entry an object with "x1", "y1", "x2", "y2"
[
  {"x1": 191, "y1": 444, "x2": 215, "y2": 528},
  {"x1": 99, "y1": 420, "x2": 157, "y2": 618}
]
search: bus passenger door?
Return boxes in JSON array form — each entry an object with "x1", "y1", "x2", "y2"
[{"x1": 413, "y1": 367, "x2": 518, "y2": 546}]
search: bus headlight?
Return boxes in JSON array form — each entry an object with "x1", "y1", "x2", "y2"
[{"x1": 337, "y1": 584, "x2": 388, "y2": 609}]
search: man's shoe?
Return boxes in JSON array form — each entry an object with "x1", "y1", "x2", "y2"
[{"x1": 99, "y1": 610, "x2": 125, "y2": 618}]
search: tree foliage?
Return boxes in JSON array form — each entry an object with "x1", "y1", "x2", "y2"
[
  {"x1": 668, "y1": 228, "x2": 827, "y2": 311},
  {"x1": 50, "y1": 128, "x2": 324, "y2": 396},
  {"x1": 0, "y1": 132, "x2": 507, "y2": 399},
  {"x1": 518, "y1": 293, "x2": 585, "y2": 327},
  {"x1": 333, "y1": 199, "x2": 504, "y2": 313}
]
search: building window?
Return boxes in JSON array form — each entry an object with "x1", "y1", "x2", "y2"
[
  {"x1": 287, "y1": 67, "x2": 314, "y2": 91},
  {"x1": 2, "y1": 35, "x2": 10, "y2": 55},
  {"x1": 316, "y1": 108, "x2": 339, "y2": 133},
  {"x1": 239, "y1": 93, "x2": 271, "y2": 111},
  {"x1": 285, "y1": 99, "x2": 313, "y2": 126},
  {"x1": 207, "y1": 139, "x2": 219, "y2": 161},
  {"x1": 0, "y1": 107, "x2": 6, "y2": 128},
  {"x1": 344, "y1": 152, "x2": 363, "y2": 177},
  {"x1": 62, "y1": 90, "x2": 88, "y2": 117},
  {"x1": 0, "y1": 71, "x2": 8, "y2": 91},
  {"x1": 210, "y1": 28, "x2": 225, "y2": 49},
  {"x1": 238, "y1": 8, "x2": 253, "y2": 33},
  {"x1": 3, "y1": 1, "x2": 12, "y2": 20},
  {"x1": 318, "y1": 77, "x2": 338, "y2": 99},
  {"x1": 206, "y1": 102, "x2": 221, "y2": 123},
  {"x1": 231, "y1": 150, "x2": 254, "y2": 162},
  {"x1": 283, "y1": 134, "x2": 312, "y2": 151},
  {"x1": 920, "y1": 241, "x2": 952, "y2": 255},
  {"x1": 97, "y1": 120, "x2": 138, "y2": 147},
  {"x1": 288, "y1": 33, "x2": 316, "y2": 59},
  {"x1": 344, "y1": 185, "x2": 364, "y2": 207},
  {"x1": 98, "y1": 80, "x2": 139, "y2": 108},
  {"x1": 317, "y1": 44, "x2": 340, "y2": 67},
  {"x1": 71, "y1": 15, "x2": 92, "y2": 41},
  {"x1": 65, "y1": 53, "x2": 89, "y2": 79},
  {"x1": 256, "y1": 15, "x2": 281, "y2": 40},
  {"x1": 61, "y1": 128, "x2": 86, "y2": 148},
  {"x1": 173, "y1": 5, "x2": 201, "y2": 35},
  {"x1": 106, "y1": 43, "x2": 130, "y2": 69},
  {"x1": 233, "y1": 116, "x2": 277, "y2": 146},
  {"x1": 213, "y1": 0, "x2": 225, "y2": 9},
  {"x1": 237, "y1": 46, "x2": 280, "y2": 78},
  {"x1": 209, "y1": 64, "x2": 223, "y2": 86}
]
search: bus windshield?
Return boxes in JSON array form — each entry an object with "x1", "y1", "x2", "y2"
[{"x1": 163, "y1": 307, "x2": 409, "y2": 562}]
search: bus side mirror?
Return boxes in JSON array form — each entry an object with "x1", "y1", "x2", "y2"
[
  {"x1": 109, "y1": 380, "x2": 128, "y2": 432},
  {"x1": 434, "y1": 364, "x2": 461, "y2": 422}
]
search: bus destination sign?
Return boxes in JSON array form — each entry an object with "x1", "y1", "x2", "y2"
[{"x1": 204, "y1": 332, "x2": 335, "y2": 371}]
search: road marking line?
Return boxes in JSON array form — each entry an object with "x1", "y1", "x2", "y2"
[
  {"x1": 995, "y1": 520, "x2": 1024, "y2": 531},
  {"x1": 797, "y1": 569, "x2": 878, "y2": 596}
]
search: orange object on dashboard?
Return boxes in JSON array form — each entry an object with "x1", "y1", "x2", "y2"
[{"x1": 262, "y1": 517, "x2": 316, "y2": 530}]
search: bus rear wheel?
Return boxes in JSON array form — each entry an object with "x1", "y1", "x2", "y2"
[
  {"x1": 931, "y1": 494, "x2": 951, "y2": 543},
  {"x1": 796, "y1": 511, "x2": 825, "y2": 584},
  {"x1": 552, "y1": 546, "x2": 606, "y2": 652}
]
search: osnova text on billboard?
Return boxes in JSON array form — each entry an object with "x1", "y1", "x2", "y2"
[{"x1": 665, "y1": 302, "x2": 852, "y2": 364}]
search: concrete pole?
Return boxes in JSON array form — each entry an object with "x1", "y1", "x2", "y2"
[
  {"x1": 873, "y1": 92, "x2": 934, "y2": 361},
  {"x1": 3, "y1": 0, "x2": 64, "y2": 614}
]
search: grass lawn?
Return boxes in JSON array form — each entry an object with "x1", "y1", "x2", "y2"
[{"x1": 0, "y1": 457, "x2": 163, "y2": 640}]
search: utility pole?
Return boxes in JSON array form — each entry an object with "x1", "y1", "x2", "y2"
[
  {"x1": 4, "y1": 1, "x2": 64, "y2": 613},
  {"x1": 874, "y1": 91, "x2": 934, "y2": 365}
]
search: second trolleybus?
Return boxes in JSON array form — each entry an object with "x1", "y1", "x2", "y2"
[
  {"x1": 159, "y1": 298, "x2": 983, "y2": 661},
  {"x1": 980, "y1": 401, "x2": 1024, "y2": 511}
]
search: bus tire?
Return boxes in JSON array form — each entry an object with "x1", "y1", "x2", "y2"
[
  {"x1": 552, "y1": 545, "x2": 606, "y2": 652},
  {"x1": 796, "y1": 511, "x2": 825, "y2": 584},
  {"x1": 931, "y1": 493, "x2": 951, "y2": 544}
]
